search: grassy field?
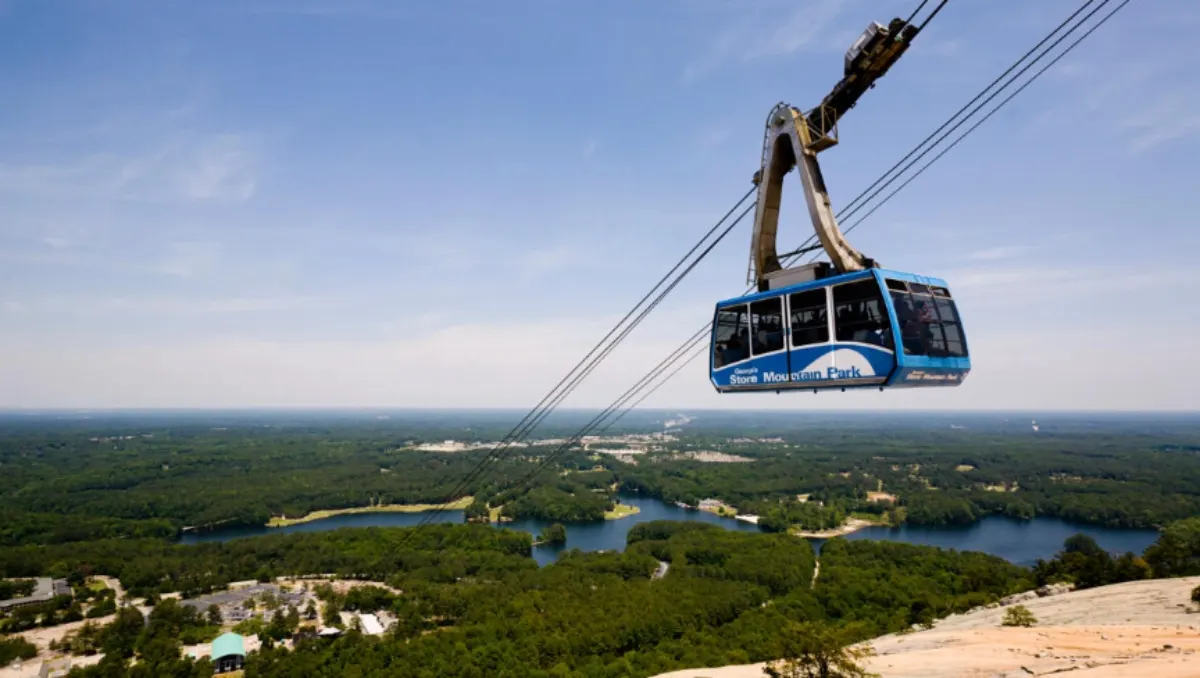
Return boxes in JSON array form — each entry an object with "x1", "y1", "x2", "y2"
[
  {"x1": 604, "y1": 503, "x2": 641, "y2": 520},
  {"x1": 850, "y1": 511, "x2": 892, "y2": 525},
  {"x1": 268, "y1": 496, "x2": 474, "y2": 527}
]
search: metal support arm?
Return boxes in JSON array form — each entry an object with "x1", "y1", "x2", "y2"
[
  {"x1": 748, "y1": 103, "x2": 874, "y2": 290},
  {"x1": 745, "y1": 16, "x2": 919, "y2": 291}
]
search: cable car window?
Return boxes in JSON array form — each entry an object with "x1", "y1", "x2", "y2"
[
  {"x1": 713, "y1": 305, "x2": 749, "y2": 368},
  {"x1": 832, "y1": 280, "x2": 892, "y2": 349},
  {"x1": 789, "y1": 289, "x2": 828, "y2": 347},
  {"x1": 750, "y1": 297, "x2": 784, "y2": 355},
  {"x1": 912, "y1": 292, "x2": 950, "y2": 356},
  {"x1": 890, "y1": 288, "x2": 922, "y2": 355},
  {"x1": 887, "y1": 280, "x2": 968, "y2": 358},
  {"x1": 940, "y1": 321, "x2": 967, "y2": 357},
  {"x1": 934, "y1": 297, "x2": 958, "y2": 323},
  {"x1": 932, "y1": 294, "x2": 968, "y2": 357}
]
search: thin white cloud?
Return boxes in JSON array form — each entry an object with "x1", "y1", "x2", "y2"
[
  {"x1": 748, "y1": 0, "x2": 848, "y2": 59},
  {"x1": 1121, "y1": 89, "x2": 1200, "y2": 153},
  {"x1": 0, "y1": 133, "x2": 261, "y2": 204},
  {"x1": 174, "y1": 134, "x2": 259, "y2": 202},
  {"x1": 694, "y1": 126, "x2": 732, "y2": 152},
  {"x1": 151, "y1": 241, "x2": 223, "y2": 278},
  {"x1": 921, "y1": 38, "x2": 963, "y2": 58},
  {"x1": 966, "y1": 245, "x2": 1032, "y2": 261},
  {"x1": 0, "y1": 315, "x2": 669, "y2": 408},
  {"x1": 1067, "y1": 54, "x2": 1199, "y2": 153},
  {"x1": 943, "y1": 264, "x2": 1199, "y2": 311},
  {"x1": 517, "y1": 244, "x2": 580, "y2": 281},
  {"x1": 582, "y1": 140, "x2": 599, "y2": 161},
  {"x1": 41, "y1": 235, "x2": 78, "y2": 250},
  {"x1": 682, "y1": 0, "x2": 850, "y2": 83},
  {"x1": 21, "y1": 295, "x2": 337, "y2": 316},
  {"x1": 1, "y1": 301, "x2": 23, "y2": 313}
]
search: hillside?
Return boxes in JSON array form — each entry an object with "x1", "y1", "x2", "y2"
[{"x1": 653, "y1": 576, "x2": 1200, "y2": 678}]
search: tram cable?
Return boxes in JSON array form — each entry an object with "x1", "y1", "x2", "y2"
[
  {"x1": 391, "y1": 189, "x2": 757, "y2": 542},
  {"x1": 506, "y1": 328, "x2": 715, "y2": 494},
  {"x1": 485, "y1": 185, "x2": 754, "y2": 455},
  {"x1": 477, "y1": 197, "x2": 756, "y2": 498},
  {"x1": 915, "y1": 0, "x2": 951, "y2": 31},
  {"x1": 903, "y1": 0, "x2": 932, "y2": 26},
  {"x1": 554, "y1": 0, "x2": 1134, "y2": 447},
  {"x1": 596, "y1": 343, "x2": 709, "y2": 436}
]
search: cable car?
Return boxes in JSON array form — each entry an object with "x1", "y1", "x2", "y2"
[
  {"x1": 709, "y1": 16, "x2": 970, "y2": 394},
  {"x1": 710, "y1": 267, "x2": 969, "y2": 393}
]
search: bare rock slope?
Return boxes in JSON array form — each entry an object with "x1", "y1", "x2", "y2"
[{"x1": 653, "y1": 576, "x2": 1200, "y2": 678}]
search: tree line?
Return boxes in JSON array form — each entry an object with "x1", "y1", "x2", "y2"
[{"x1": 4, "y1": 417, "x2": 1200, "y2": 550}]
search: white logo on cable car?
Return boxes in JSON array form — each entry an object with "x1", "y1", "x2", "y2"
[
  {"x1": 790, "y1": 348, "x2": 876, "y2": 381},
  {"x1": 730, "y1": 366, "x2": 759, "y2": 385},
  {"x1": 732, "y1": 348, "x2": 876, "y2": 384},
  {"x1": 905, "y1": 370, "x2": 962, "y2": 381}
]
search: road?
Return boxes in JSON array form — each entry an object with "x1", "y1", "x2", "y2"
[{"x1": 653, "y1": 561, "x2": 670, "y2": 580}]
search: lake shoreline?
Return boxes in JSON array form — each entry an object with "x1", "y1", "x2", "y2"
[
  {"x1": 269, "y1": 498, "x2": 641, "y2": 529},
  {"x1": 184, "y1": 497, "x2": 1161, "y2": 570},
  {"x1": 791, "y1": 517, "x2": 877, "y2": 539},
  {"x1": 268, "y1": 497, "x2": 474, "y2": 527}
]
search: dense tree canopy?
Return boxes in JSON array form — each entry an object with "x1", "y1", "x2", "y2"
[
  {"x1": 7, "y1": 517, "x2": 1200, "y2": 677},
  {"x1": 0, "y1": 525, "x2": 535, "y2": 598},
  {"x1": 136, "y1": 522, "x2": 1027, "y2": 678},
  {"x1": 499, "y1": 482, "x2": 614, "y2": 522},
  {"x1": 3, "y1": 412, "x2": 1200, "y2": 547},
  {"x1": 2, "y1": 412, "x2": 1199, "y2": 676},
  {"x1": 3, "y1": 518, "x2": 1058, "y2": 677}
]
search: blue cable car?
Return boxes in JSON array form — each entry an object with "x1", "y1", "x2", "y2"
[
  {"x1": 709, "y1": 268, "x2": 969, "y2": 393},
  {"x1": 712, "y1": 17, "x2": 972, "y2": 395}
]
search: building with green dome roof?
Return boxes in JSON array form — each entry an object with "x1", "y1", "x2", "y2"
[{"x1": 211, "y1": 632, "x2": 245, "y2": 674}]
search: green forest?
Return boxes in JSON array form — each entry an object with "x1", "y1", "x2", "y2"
[
  {"x1": 18, "y1": 521, "x2": 1034, "y2": 677},
  {"x1": 2, "y1": 413, "x2": 1200, "y2": 675},
  {"x1": 15, "y1": 516, "x2": 1198, "y2": 677},
  {"x1": 3, "y1": 412, "x2": 1200, "y2": 548}
]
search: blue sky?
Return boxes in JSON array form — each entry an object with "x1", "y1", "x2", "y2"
[{"x1": 1, "y1": 0, "x2": 1197, "y2": 410}]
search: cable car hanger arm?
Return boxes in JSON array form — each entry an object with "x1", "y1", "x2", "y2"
[{"x1": 748, "y1": 16, "x2": 921, "y2": 291}]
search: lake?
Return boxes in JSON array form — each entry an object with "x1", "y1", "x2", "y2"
[
  {"x1": 180, "y1": 495, "x2": 1160, "y2": 567},
  {"x1": 834, "y1": 516, "x2": 1159, "y2": 566}
]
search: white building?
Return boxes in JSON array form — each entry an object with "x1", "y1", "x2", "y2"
[{"x1": 358, "y1": 613, "x2": 385, "y2": 635}]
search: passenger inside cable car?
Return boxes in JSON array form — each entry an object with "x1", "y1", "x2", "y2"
[{"x1": 710, "y1": 270, "x2": 969, "y2": 393}]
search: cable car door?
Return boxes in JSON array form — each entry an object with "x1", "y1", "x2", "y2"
[
  {"x1": 785, "y1": 287, "x2": 834, "y2": 386},
  {"x1": 747, "y1": 296, "x2": 789, "y2": 388}
]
